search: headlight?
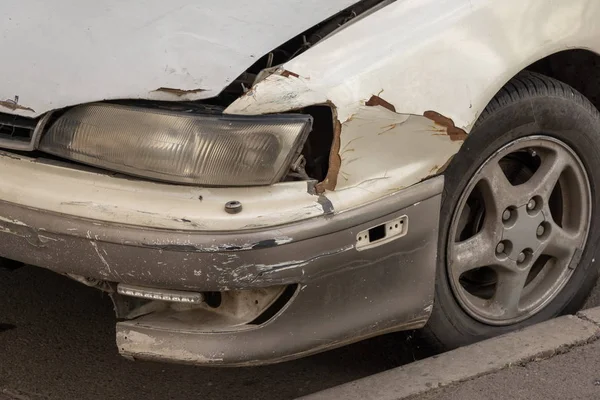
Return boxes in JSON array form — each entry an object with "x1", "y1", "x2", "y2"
[{"x1": 39, "y1": 104, "x2": 312, "y2": 186}]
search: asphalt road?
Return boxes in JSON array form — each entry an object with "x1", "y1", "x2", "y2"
[
  {"x1": 1, "y1": 266, "x2": 599, "y2": 400},
  {"x1": 0, "y1": 266, "x2": 431, "y2": 400}
]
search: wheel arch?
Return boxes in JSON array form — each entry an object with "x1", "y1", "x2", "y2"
[
  {"x1": 442, "y1": 48, "x2": 600, "y2": 173},
  {"x1": 460, "y1": 48, "x2": 600, "y2": 134}
]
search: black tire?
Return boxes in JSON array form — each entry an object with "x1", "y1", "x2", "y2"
[{"x1": 422, "y1": 71, "x2": 600, "y2": 350}]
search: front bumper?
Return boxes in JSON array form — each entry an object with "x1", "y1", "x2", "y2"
[{"x1": 0, "y1": 172, "x2": 442, "y2": 365}]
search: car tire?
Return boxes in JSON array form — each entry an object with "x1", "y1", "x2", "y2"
[{"x1": 422, "y1": 71, "x2": 600, "y2": 350}]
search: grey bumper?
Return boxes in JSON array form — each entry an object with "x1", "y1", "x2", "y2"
[{"x1": 0, "y1": 177, "x2": 443, "y2": 365}]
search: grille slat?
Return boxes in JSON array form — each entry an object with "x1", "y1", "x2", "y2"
[
  {"x1": 0, "y1": 113, "x2": 36, "y2": 142},
  {"x1": 0, "y1": 112, "x2": 42, "y2": 151}
]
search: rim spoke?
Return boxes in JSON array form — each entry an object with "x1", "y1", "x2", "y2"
[
  {"x1": 479, "y1": 161, "x2": 515, "y2": 218},
  {"x1": 542, "y1": 221, "x2": 582, "y2": 260},
  {"x1": 491, "y1": 269, "x2": 529, "y2": 319},
  {"x1": 519, "y1": 150, "x2": 567, "y2": 202},
  {"x1": 450, "y1": 231, "x2": 495, "y2": 276}
]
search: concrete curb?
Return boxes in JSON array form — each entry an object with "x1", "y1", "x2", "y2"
[{"x1": 300, "y1": 308, "x2": 600, "y2": 400}]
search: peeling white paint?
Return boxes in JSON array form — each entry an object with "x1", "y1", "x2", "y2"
[
  {"x1": 226, "y1": 0, "x2": 600, "y2": 210},
  {"x1": 0, "y1": 216, "x2": 28, "y2": 227},
  {"x1": 273, "y1": 237, "x2": 293, "y2": 245},
  {"x1": 117, "y1": 330, "x2": 159, "y2": 347},
  {"x1": 90, "y1": 241, "x2": 112, "y2": 273},
  {"x1": 0, "y1": 226, "x2": 21, "y2": 236},
  {"x1": 38, "y1": 235, "x2": 61, "y2": 243},
  {"x1": 118, "y1": 329, "x2": 223, "y2": 363},
  {"x1": 253, "y1": 260, "x2": 309, "y2": 272}
]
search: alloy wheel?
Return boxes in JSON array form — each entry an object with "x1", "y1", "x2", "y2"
[{"x1": 447, "y1": 136, "x2": 591, "y2": 325}]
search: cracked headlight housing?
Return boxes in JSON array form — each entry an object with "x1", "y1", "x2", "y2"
[{"x1": 39, "y1": 104, "x2": 312, "y2": 186}]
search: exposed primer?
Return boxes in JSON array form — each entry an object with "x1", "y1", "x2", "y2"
[
  {"x1": 365, "y1": 95, "x2": 396, "y2": 112},
  {"x1": 423, "y1": 110, "x2": 468, "y2": 141},
  {"x1": 152, "y1": 87, "x2": 207, "y2": 96},
  {"x1": 0, "y1": 96, "x2": 35, "y2": 113}
]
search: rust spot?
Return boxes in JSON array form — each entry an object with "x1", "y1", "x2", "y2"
[
  {"x1": 378, "y1": 123, "x2": 397, "y2": 135},
  {"x1": 344, "y1": 113, "x2": 356, "y2": 123},
  {"x1": 281, "y1": 69, "x2": 300, "y2": 79},
  {"x1": 365, "y1": 95, "x2": 396, "y2": 112},
  {"x1": 422, "y1": 156, "x2": 455, "y2": 181},
  {"x1": 436, "y1": 156, "x2": 454, "y2": 174},
  {"x1": 315, "y1": 118, "x2": 342, "y2": 194},
  {"x1": 423, "y1": 111, "x2": 467, "y2": 141},
  {"x1": 0, "y1": 96, "x2": 34, "y2": 113},
  {"x1": 429, "y1": 125, "x2": 446, "y2": 133},
  {"x1": 153, "y1": 87, "x2": 207, "y2": 96}
]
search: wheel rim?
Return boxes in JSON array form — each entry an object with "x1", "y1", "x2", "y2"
[{"x1": 447, "y1": 136, "x2": 592, "y2": 326}]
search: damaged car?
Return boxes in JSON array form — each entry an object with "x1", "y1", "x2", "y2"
[{"x1": 2, "y1": 0, "x2": 600, "y2": 365}]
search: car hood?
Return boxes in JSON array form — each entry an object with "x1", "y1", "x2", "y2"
[{"x1": 1, "y1": 0, "x2": 358, "y2": 117}]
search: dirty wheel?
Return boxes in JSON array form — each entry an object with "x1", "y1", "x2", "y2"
[{"x1": 423, "y1": 71, "x2": 600, "y2": 349}]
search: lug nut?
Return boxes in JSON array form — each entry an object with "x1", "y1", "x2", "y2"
[
  {"x1": 502, "y1": 209, "x2": 512, "y2": 221},
  {"x1": 536, "y1": 224, "x2": 545, "y2": 237},
  {"x1": 517, "y1": 252, "x2": 526, "y2": 263},
  {"x1": 527, "y1": 199, "x2": 536, "y2": 211},
  {"x1": 496, "y1": 242, "x2": 505, "y2": 254}
]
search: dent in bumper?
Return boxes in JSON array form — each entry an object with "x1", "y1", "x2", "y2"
[{"x1": 113, "y1": 185, "x2": 441, "y2": 365}]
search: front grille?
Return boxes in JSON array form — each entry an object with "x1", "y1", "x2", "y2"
[{"x1": 0, "y1": 112, "x2": 39, "y2": 151}]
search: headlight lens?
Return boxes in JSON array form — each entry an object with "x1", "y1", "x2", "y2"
[{"x1": 39, "y1": 104, "x2": 312, "y2": 186}]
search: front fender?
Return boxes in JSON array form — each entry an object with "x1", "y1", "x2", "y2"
[{"x1": 225, "y1": 0, "x2": 600, "y2": 211}]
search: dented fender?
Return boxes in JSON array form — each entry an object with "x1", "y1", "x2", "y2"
[
  {"x1": 226, "y1": 70, "x2": 463, "y2": 209},
  {"x1": 226, "y1": 0, "x2": 600, "y2": 206}
]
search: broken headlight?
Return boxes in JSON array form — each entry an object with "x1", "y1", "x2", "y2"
[{"x1": 39, "y1": 104, "x2": 312, "y2": 186}]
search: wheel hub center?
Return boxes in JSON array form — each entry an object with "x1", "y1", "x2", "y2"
[{"x1": 501, "y1": 204, "x2": 545, "y2": 261}]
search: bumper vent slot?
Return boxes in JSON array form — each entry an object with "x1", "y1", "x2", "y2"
[
  {"x1": 0, "y1": 111, "x2": 50, "y2": 151},
  {"x1": 356, "y1": 216, "x2": 408, "y2": 251},
  {"x1": 0, "y1": 112, "x2": 35, "y2": 140}
]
